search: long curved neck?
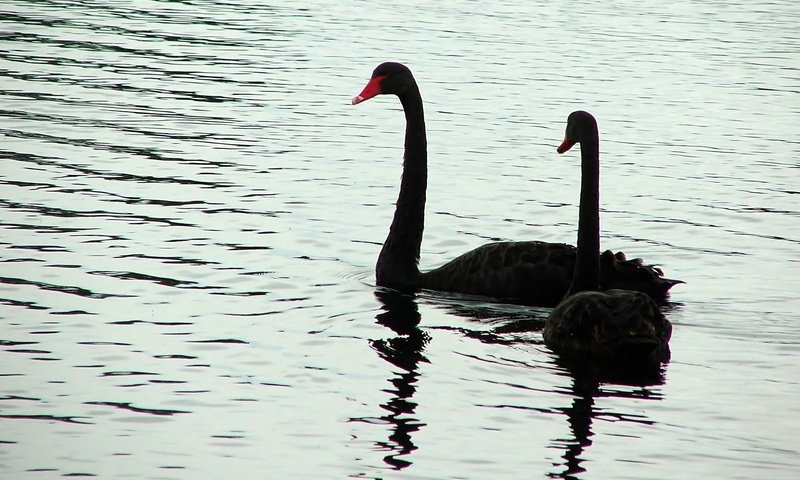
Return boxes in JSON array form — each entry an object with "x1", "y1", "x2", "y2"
[
  {"x1": 376, "y1": 83, "x2": 427, "y2": 290},
  {"x1": 566, "y1": 128, "x2": 600, "y2": 297}
]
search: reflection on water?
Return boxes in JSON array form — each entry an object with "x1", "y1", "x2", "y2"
[
  {"x1": 2, "y1": 0, "x2": 799, "y2": 478},
  {"x1": 546, "y1": 352, "x2": 668, "y2": 479},
  {"x1": 353, "y1": 288, "x2": 671, "y2": 477},
  {"x1": 351, "y1": 290, "x2": 429, "y2": 470}
]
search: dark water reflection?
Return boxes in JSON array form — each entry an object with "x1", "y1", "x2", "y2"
[
  {"x1": 547, "y1": 357, "x2": 667, "y2": 479},
  {"x1": 351, "y1": 290, "x2": 429, "y2": 470},
  {"x1": 357, "y1": 288, "x2": 670, "y2": 477}
]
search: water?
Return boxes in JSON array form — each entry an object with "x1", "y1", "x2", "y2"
[{"x1": 1, "y1": 1, "x2": 798, "y2": 478}]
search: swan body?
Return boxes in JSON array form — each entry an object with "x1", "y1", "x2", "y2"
[
  {"x1": 353, "y1": 63, "x2": 680, "y2": 307},
  {"x1": 543, "y1": 111, "x2": 673, "y2": 361},
  {"x1": 545, "y1": 290, "x2": 672, "y2": 362},
  {"x1": 420, "y1": 241, "x2": 678, "y2": 306}
]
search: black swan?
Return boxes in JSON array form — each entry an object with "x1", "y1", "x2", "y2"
[
  {"x1": 543, "y1": 111, "x2": 672, "y2": 362},
  {"x1": 352, "y1": 62, "x2": 680, "y2": 307}
]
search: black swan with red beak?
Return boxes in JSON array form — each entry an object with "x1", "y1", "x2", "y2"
[
  {"x1": 543, "y1": 110, "x2": 672, "y2": 363},
  {"x1": 352, "y1": 63, "x2": 681, "y2": 307}
]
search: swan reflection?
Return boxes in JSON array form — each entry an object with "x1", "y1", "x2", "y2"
[
  {"x1": 424, "y1": 293, "x2": 669, "y2": 480},
  {"x1": 547, "y1": 356, "x2": 667, "y2": 479},
  {"x1": 350, "y1": 289, "x2": 429, "y2": 470},
  {"x1": 354, "y1": 287, "x2": 669, "y2": 476}
]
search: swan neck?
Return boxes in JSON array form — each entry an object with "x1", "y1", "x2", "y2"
[
  {"x1": 567, "y1": 131, "x2": 600, "y2": 296},
  {"x1": 376, "y1": 84, "x2": 427, "y2": 290}
]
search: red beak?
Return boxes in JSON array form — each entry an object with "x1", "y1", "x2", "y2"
[
  {"x1": 352, "y1": 75, "x2": 386, "y2": 105},
  {"x1": 557, "y1": 138, "x2": 576, "y2": 154}
]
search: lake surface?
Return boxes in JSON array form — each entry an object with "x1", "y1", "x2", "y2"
[{"x1": 1, "y1": 1, "x2": 798, "y2": 478}]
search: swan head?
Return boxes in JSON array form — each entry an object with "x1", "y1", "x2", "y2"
[
  {"x1": 557, "y1": 110, "x2": 598, "y2": 153},
  {"x1": 352, "y1": 62, "x2": 416, "y2": 105}
]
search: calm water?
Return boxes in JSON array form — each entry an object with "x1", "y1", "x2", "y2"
[{"x1": 1, "y1": 1, "x2": 799, "y2": 478}]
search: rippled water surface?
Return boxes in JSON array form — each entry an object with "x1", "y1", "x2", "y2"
[{"x1": 2, "y1": 1, "x2": 799, "y2": 478}]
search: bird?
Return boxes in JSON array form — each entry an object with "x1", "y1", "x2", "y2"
[
  {"x1": 352, "y1": 62, "x2": 680, "y2": 307},
  {"x1": 543, "y1": 111, "x2": 672, "y2": 363}
]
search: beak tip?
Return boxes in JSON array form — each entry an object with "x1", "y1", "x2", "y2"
[
  {"x1": 556, "y1": 139, "x2": 575, "y2": 154},
  {"x1": 351, "y1": 95, "x2": 364, "y2": 105}
]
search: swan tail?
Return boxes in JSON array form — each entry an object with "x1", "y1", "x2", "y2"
[{"x1": 599, "y1": 250, "x2": 683, "y2": 303}]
